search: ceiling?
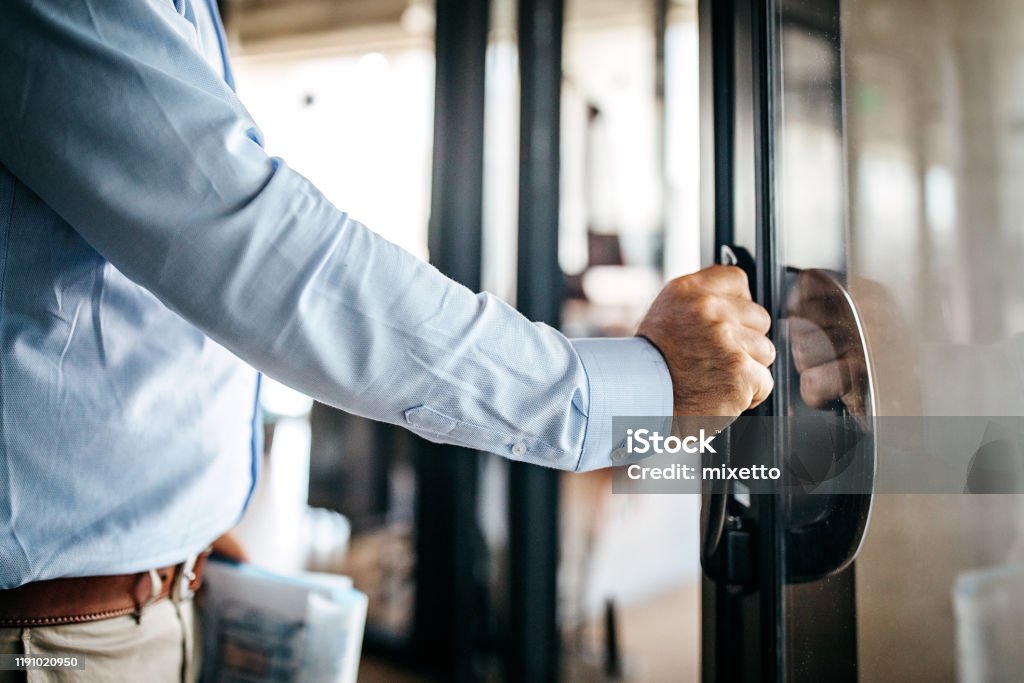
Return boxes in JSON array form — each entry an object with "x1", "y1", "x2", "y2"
[{"x1": 224, "y1": 0, "x2": 695, "y2": 56}]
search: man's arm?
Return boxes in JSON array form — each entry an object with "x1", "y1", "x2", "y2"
[{"x1": 0, "y1": 0, "x2": 770, "y2": 470}]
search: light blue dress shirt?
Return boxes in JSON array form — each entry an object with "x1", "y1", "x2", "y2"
[{"x1": 0, "y1": 0, "x2": 672, "y2": 589}]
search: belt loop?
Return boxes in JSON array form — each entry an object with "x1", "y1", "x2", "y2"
[
  {"x1": 175, "y1": 554, "x2": 199, "y2": 603},
  {"x1": 133, "y1": 568, "x2": 164, "y2": 624},
  {"x1": 149, "y1": 568, "x2": 163, "y2": 601}
]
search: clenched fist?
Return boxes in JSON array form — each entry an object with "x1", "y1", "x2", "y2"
[{"x1": 638, "y1": 265, "x2": 775, "y2": 416}]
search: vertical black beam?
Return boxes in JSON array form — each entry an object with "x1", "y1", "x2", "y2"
[
  {"x1": 515, "y1": 0, "x2": 565, "y2": 323},
  {"x1": 428, "y1": 0, "x2": 488, "y2": 286},
  {"x1": 508, "y1": 0, "x2": 564, "y2": 681},
  {"x1": 701, "y1": 1, "x2": 751, "y2": 680},
  {"x1": 415, "y1": 0, "x2": 489, "y2": 680},
  {"x1": 750, "y1": 0, "x2": 784, "y2": 680},
  {"x1": 710, "y1": 0, "x2": 736, "y2": 251},
  {"x1": 700, "y1": 5, "x2": 720, "y2": 680},
  {"x1": 702, "y1": 0, "x2": 786, "y2": 680}
]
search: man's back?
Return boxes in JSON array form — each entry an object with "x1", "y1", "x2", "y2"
[{"x1": 0, "y1": 0, "x2": 259, "y2": 589}]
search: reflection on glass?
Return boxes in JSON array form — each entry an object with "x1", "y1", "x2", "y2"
[
  {"x1": 786, "y1": 269, "x2": 872, "y2": 420},
  {"x1": 777, "y1": 0, "x2": 1024, "y2": 679}
]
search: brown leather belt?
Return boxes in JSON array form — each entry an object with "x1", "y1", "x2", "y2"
[{"x1": 0, "y1": 552, "x2": 209, "y2": 628}]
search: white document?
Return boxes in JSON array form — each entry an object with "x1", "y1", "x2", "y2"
[{"x1": 200, "y1": 559, "x2": 367, "y2": 683}]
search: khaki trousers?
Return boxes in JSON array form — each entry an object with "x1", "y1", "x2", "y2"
[{"x1": 0, "y1": 598, "x2": 198, "y2": 683}]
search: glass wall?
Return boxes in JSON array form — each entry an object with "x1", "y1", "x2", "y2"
[
  {"x1": 843, "y1": 1, "x2": 1024, "y2": 679},
  {"x1": 772, "y1": 0, "x2": 1024, "y2": 679}
]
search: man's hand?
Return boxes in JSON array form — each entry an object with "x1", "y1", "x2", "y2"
[
  {"x1": 210, "y1": 531, "x2": 249, "y2": 563},
  {"x1": 638, "y1": 265, "x2": 775, "y2": 416}
]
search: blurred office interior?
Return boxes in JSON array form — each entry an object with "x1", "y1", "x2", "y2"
[
  {"x1": 221, "y1": 0, "x2": 703, "y2": 680},
  {"x1": 215, "y1": 0, "x2": 1024, "y2": 680}
]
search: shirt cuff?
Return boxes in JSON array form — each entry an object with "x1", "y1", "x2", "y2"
[{"x1": 571, "y1": 337, "x2": 674, "y2": 472}]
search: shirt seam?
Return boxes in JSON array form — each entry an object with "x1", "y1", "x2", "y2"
[
  {"x1": 407, "y1": 403, "x2": 566, "y2": 456},
  {"x1": 571, "y1": 344, "x2": 594, "y2": 472},
  {"x1": 0, "y1": 179, "x2": 32, "y2": 579},
  {"x1": 0, "y1": 176, "x2": 13, "y2": 325}
]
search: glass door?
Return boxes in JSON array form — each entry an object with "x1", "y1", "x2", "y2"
[
  {"x1": 701, "y1": 0, "x2": 1024, "y2": 680},
  {"x1": 843, "y1": 0, "x2": 1024, "y2": 680}
]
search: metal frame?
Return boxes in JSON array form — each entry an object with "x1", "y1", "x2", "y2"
[
  {"x1": 749, "y1": 1, "x2": 786, "y2": 678},
  {"x1": 413, "y1": 0, "x2": 491, "y2": 678},
  {"x1": 701, "y1": 1, "x2": 785, "y2": 678},
  {"x1": 507, "y1": 0, "x2": 565, "y2": 680},
  {"x1": 700, "y1": 0, "x2": 864, "y2": 680}
]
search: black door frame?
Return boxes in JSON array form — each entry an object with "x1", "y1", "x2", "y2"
[
  {"x1": 699, "y1": 1, "x2": 859, "y2": 681},
  {"x1": 700, "y1": 1, "x2": 785, "y2": 680}
]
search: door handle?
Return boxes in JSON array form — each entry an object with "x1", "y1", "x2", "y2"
[
  {"x1": 781, "y1": 268, "x2": 876, "y2": 582},
  {"x1": 700, "y1": 244, "x2": 762, "y2": 589},
  {"x1": 719, "y1": 244, "x2": 757, "y2": 297},
  {"x1": 701, "y1": 254, "x2": 877, "y2": 586}
]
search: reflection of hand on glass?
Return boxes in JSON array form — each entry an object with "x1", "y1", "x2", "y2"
[{"x1": 787, "y1": 269, "x2": 871, "y2": 418}]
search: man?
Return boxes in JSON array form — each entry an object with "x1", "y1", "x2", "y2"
[{"x1": 0, "y1": 0, "x2": 774, "y2": 680}]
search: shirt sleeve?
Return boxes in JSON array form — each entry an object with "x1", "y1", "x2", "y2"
[
  {"x1": 572, "y1": 338, "x2": 674, "y2": 470},
  {"x1": 0, "y1": 0, "x2": 674, "y2": 471}
]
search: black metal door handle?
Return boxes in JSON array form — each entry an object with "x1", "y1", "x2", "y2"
[{"x1": 701, "y1": 254, "x2": 877, "y2": 587}]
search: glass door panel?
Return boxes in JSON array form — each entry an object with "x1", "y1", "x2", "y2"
[
  {"x1": 702, "y1": 0, "x2": 1024, "y2": 680},
  {"x1": 774, "y1": 2, "x2": 860, "y2": 681},
  {"x1": 841, "y1": 0, "x2": 1024, "y2": 680},
  {"x1": 771, "y1": 0, "x2": 1024, "y2": 680}
]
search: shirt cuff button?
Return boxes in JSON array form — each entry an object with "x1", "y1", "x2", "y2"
[
  {"x1": 511, "y1": 441, "x2": 527, "y2": 457},
  {"x1": 611, "y1": 447, "x2": 628, "y2": 463}
]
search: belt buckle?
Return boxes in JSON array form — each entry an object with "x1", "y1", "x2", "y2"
[{"x1": 177, "y1": 555, "x2": 199, "y2": 601}]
